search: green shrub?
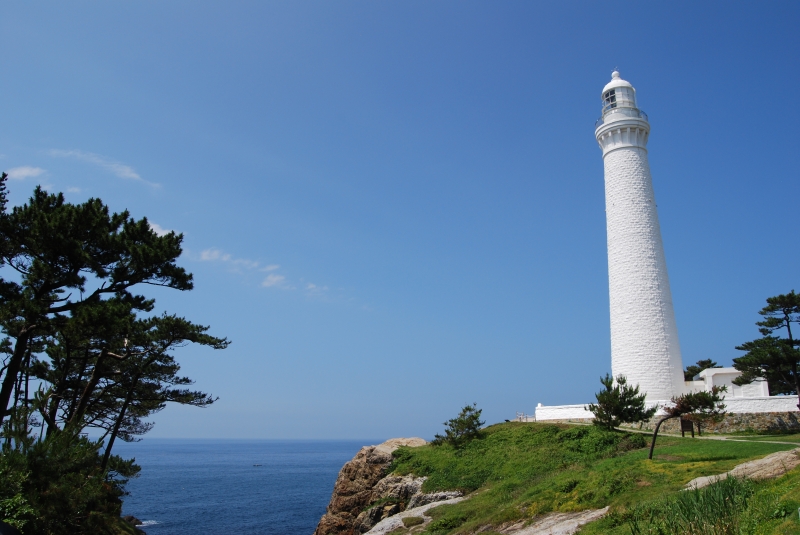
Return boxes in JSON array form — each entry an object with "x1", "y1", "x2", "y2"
[
  {"x1": 427, "y1": 514, "x2": 467, "y2": 533},
  {"x1": 557, "y1": 479, "x2": 580, "y2": 493},
  {"x1": 0, "y1": 431, "x2": 138, "y2": 534}
]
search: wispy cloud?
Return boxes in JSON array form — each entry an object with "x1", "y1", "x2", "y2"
[
  {"x1": 66, "y1": 187, "x2": 81, "y2": 193},
  {"x1": 200, "y1": 248, "x2": 231, "y2": 262},
  {"x1": 199, "y1": 248, "x2": 262, "y2": 271},
  {"x1": 149, "y1": 222, "x2": 174, "y2": 237},
  {"x1": 6, "y1": 166, "x2": 46, "y2": 180},
  {"x1": 48, "y1": 149, "x2": 160, "y2": 188},
  {"x1": 304, "y1": 282, "x2": 332, "y2": 301},
  {"x1": 198, "y1": 248, "x2": 295, "y2": 289},
  {"x1": 262, "y1": 274, "x2": 287, "y2": 288},
  {"x1": 305, "y1": 282, "x2": 329, "y2": 296}
]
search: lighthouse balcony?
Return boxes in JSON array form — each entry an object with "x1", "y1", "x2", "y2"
[{"x1": 595, "y1": 108, "x2": 648, "y2": 129}]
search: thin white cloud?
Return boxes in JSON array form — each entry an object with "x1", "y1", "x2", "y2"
[
  {"x1": 305, "y1": 282, "x2": 330, "y2": 297},
  {"x1": 198, "y1": 248, "x2": 295, "y2": 289},
  {"x1": 66, "y1": 187, "x2": 81, "y2": 193},
  {"x1": 199, "y1": 248, "x2": 260, "y2": 270},
  {"x1": 234, "y1": 259, "x2": 259, "y2": 270},
  {"x1": 48, "y1": 149, "x2": 160, "y2": 188},
  {"x1": 200, "y1": 248, "x2": 231, "y2": 262},
  {"x1": 6, "y1": 166, "x2": 46, "y2": 180},
  {"x1": 149, "y1": 222, "x2": 174, "y2": 237},
  {"x1": 262, "y1": 274, "x2": 287, "y2": 288}
]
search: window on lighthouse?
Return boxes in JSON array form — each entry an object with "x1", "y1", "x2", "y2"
[{"x1": 603, "y1": 89, "x2": 617, "y2": 111}]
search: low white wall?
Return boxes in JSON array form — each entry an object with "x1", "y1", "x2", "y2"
[
  {"x1": 723, "y1": 396, "x2": 798, "y2": 414},
  {"x1": 534, "y1": 396, "x2": 799, "y2": 421},
  {"x1": 535, "y1": 404, "x2": 593, "y2": 420}
]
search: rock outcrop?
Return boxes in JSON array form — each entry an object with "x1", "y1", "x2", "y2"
[
  {"x1": 684, "y1": 447, "x2": 800, "y2": 489},
  {"x1": 364, "y1": 496, "x2": 467, "y2": 535},
  {"x1": 313, "y1": 437, "x2": 427, "y2": 535}
]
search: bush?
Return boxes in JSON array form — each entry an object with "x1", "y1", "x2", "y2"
[
  {"x1": 431, "y1": 404, "x2": 485, "y2": 449},
  {"x1": 0, "y1": 432, "x2": 138, "y2": 534},
  {"x1": 428, "y1": 514, "x2": 467, "y2": 532}
]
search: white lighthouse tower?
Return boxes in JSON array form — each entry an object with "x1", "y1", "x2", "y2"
[{"x1": 595, "y1": 71, "x2": 685, "y2": 401}]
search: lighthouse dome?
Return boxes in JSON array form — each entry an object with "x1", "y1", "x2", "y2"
[{"x1": 601, "y1": 71, "x2": 637, "y2": 116}]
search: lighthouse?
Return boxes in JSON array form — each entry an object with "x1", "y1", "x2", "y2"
[
  {"x1": 595, "y1": 71, "x2": 685, "y2": 401},
  {"x1": 533, "y1": 72, "x2": 780, "y2": 423}
]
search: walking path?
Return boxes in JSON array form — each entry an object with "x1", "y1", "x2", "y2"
[{"x1": 618, "y1": 425, "x2": 800, "y2": 445}]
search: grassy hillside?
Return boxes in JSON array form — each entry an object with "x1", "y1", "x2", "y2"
[{"x1": 388, "y1": 422, "x2": 800, "y2": 534}]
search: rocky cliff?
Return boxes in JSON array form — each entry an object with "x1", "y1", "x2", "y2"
[{"x1": 314, "y1": 437, "x2": 461, "y2": 535}]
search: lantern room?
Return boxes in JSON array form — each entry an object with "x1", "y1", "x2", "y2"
[{"x1": 600, "y1": 71, "x2": 639, "y2": 119}]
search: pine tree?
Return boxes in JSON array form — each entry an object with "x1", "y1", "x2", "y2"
[
  {"x1": 432, "y1": 403, "x2": 485, "y2": 448},
  {"x1": 683, "y1": 359, "x2": 721, "y2": 381},
  {"x1": 587, "y1": 374, "x2": 656, "y2": 430},
  {"x1": 733, "y1": 291, "x2": 800, "y2": 406},
  {"x1": 0, "y1": 173, "x2": 229, "y2": 532}
]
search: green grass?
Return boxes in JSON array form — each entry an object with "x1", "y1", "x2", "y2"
[
  {"x1": 388, "y1": 422, "x2": 798, "y2": 535},
  {"x1": 589, "y1": 469, "x2": 800, "y2": 534}
]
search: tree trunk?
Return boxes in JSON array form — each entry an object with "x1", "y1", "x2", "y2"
[
  {"x1": 648, "y1": 415, "x2": 678, "y2": 460},
  {"x1": 64, "y1": 349, "x2": 90, "y2": 423},
  {"x1": 69, "y1": 348, "x2": 108, "y2": 427},
  {"x1": 0, "y1": 329, "x2": 32, "y2": 425},
  {"x1": 101, "y1": 374, "x2": 140, "y2": 471},
  {"x1": 46, "y1": 346, "x2": 76, "y2": 437}
]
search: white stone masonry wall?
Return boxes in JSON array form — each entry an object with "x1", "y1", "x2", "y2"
[{"x1": 604, "y1": 145, "x2": 685, "y2": 400}]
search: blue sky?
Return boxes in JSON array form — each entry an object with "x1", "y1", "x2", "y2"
[{"x1": 0, "y1": 2, "x2": 798, "y2": 439}]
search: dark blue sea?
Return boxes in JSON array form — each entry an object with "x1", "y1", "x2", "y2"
[{"x1": 114, "y1": 439, "x2": 374, "y2": 535}]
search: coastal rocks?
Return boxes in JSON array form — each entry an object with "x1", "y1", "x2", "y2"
[
  {"x1": 353, "y1": 475, "x2": 427, "y2": 532},
  {"x1": 407, "y1": 490, "x2": 463, "y2": 509},
  {"x1": 313, "y1": 437, "x2": 426, "y2": 535},
  {"x1": 685, "y1": 447, "x2": 800, "y2": 489},
  {"x1": 123, "y1": 515, "x2": 143, "y2": 526},
  {"x1": 364, "y1": 496, "x2": 467, "y2": 535},
  {"x1": 370, "y1": 474, "x2": 426, "y2": 501},
  {"x1": 353, "y1": 477, "x2": 464, "y2": 533},
  {"x1": 491, "y1": 507, "x2": 609, "y2": 535}
]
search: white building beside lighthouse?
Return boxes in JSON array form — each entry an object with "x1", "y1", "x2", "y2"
[{"x1": 595, "y1": 71, "x2": 685, "y2": 402}]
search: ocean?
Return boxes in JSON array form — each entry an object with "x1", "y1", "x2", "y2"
[{"x1": 114, "y1": 439, "x2": 375, "y2": 535}]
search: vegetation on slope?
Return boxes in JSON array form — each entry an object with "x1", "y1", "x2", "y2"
[
  {"x1": 389, "y1": 422, "x2": 800, "y2": 534},
  {"x1": 604, "y1": 474, "x2": 799, "y2": 535}
]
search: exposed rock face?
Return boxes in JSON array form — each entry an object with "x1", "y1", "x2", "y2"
[
  {"x1": 506, "y1": 508, "x2": 610, "y2": 535},
  {"x1": 313, "y1": 437, "x2": 426, "y2": 535},
  {"x1": 353, "y1": 475, "x2": 427, "y2": 532},
  {"x1": 685, "y1": 447, "x2": 800, "y2": 489},
  {"x1": 364, "y1": 496, "x2": 467, "y2": 535},
  {"x1": 407, "y1": 490, "x2": 462, "y2": 509}
]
